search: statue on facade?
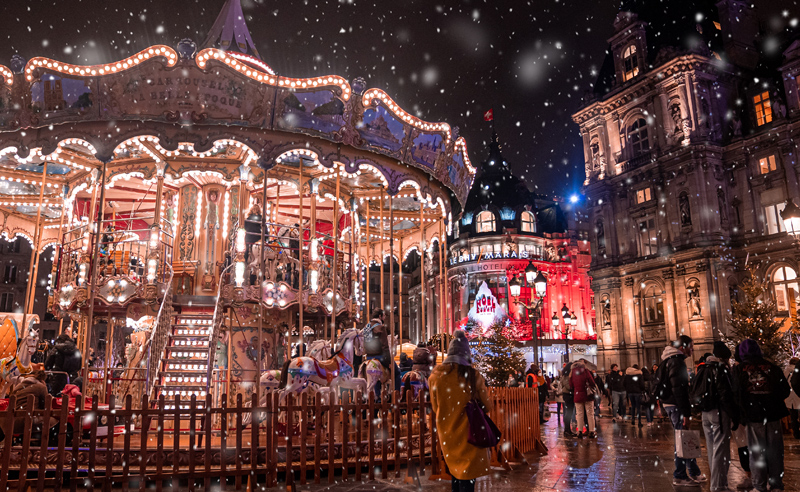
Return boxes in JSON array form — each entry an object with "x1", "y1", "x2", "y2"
[
  {"x1": 717, "y1": 189, "x2": 728, "y2": 224},
  {"x1": 602, "y1": 298, "x2": 611, "y2": 326},
  {"x1": 679, "y1": 192, "x2": 692, "y2": 226},
  {"x1": 687, "y1": 284, "x2": 702, "y2": 318},
  {"x1": 669, "y1": 100, "x2": 683, "y2": 135},
  {"x1": 596, "y1": 220, "x2": 606, "y2": 255}
]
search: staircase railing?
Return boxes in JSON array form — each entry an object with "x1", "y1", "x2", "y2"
[{"x1": 145, "y1": 264, "x2": 175, "y2": 401}]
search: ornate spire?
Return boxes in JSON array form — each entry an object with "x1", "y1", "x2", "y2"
[{"x1": 202, "y1": 0, "x2": 261, "y2": 59}]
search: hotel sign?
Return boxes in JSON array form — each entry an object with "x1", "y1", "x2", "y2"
[{"x1": 450, "y1": 248, "x2": 530, "y2": 265}]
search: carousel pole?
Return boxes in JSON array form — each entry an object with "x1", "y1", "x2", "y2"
[
  {"x1": 331, "y1": 171, "x2": 340, "y2": 346},
  {"x1": 419, "y1": 201, "x2": 426, "y2": 343},
  {"x1": 84, "y1": 161, "x2": 108, "y2": 363},
  {"x1": 298, "y1": 162, "x2": 304, "y2": 355},
  {"x1": 442, "y1": 220, "x2": 450, "y2": 334},
  {"x1": 364, "y1": 210, "x2": 370, "y2": 322},
  {"x1": 438, "y1": 219, "x2": 445, "y2": 334},
  {"x1": 379, "y1": 191, "x2": 384, "y2": 314},
  {"x1": 259, "y1": 169, "x2": 268, "y2": 403},
  {"x1": 22, "y1": 161, "x2": 48, "y2": 336},
  {"x1": 388, "y1": 194, "x2": 395, "y2": 393},
  {"x1": 398, "y1": 236, "x2": 403, "y2": 350}
]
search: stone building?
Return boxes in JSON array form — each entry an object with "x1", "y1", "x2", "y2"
[{"x1": 574, "y1": 0, "x2": 800, "y2": 370}]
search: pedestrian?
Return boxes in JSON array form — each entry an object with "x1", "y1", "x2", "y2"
[
  {"x1": 592, "y1": 371, "x2": 605, "y2": 418},
  {"x1": 44, "y1": 333, "x2": 82, "y2": 396},
  {"x1": 551, "y1": 376, "x2": 563, "y2": 424},
  {"x1": 623, "y1": 364, "x2": 645, "y2": 427},
  {"x1": 650, "y1": 363, "x2": 664, "y2": 423},
  {"x1": 690, "y1": 341, "x2": 738, "y2": 492},
  {"x1": 732, "y1": 338, "x2": 790, "y2": 492},
  {"x1": 560, "y1": 362, "x2": 575, "y2": 438},
  {"x1": 656, "y1": 335, "x2": 707, "y2": 487},
  {"x1": 641, "y1": 366, "x2": 654, "y2": 425},
  {"x1": 570, "y1": 360, "x2": 597, "y2": 439},
  {"x1": 429, "y1": 330, "x2": 493, "y2": 492},
  {"x1": 784, "y1": 357, "x2": 800, "y2": 439},
  {"x1": 732, "y1": 343, "x2": 752, "y2": 490},
  {"x1": 606, "y1": 363, "x2": 626, "y2": 421}
]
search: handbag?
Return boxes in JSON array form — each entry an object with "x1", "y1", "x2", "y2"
[
  {"x1": 675, "y1": 429, "x2": 701, "y2": 459},
  {"x1": 465, "y1": 399, "x2": 501, "y2": 448}
]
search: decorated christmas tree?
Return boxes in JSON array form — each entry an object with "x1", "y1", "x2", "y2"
[
  {"x1": 472, "y1": 322, "x2": 527, "y2": 386},
  {"x1": 726, "y1": 266, "x2": 788, "y2": 362}
]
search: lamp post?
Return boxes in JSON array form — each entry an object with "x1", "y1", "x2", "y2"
[
  {"x1": 781, "y1": 199, "x2": 800, "y2": 236},
  {"x1": 551, "y1": 312, "x2": 560, "y2": 365},
  {"x1": 556, "y1": 303, "x2": 574, "y2": 364},
  {"x1": 510, "y1": 261, "x2": 547, "y2": 366}
]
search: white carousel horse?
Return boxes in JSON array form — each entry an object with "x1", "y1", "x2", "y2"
[
  {"x1": 258, "y1": 339, "x2": 333, "y2": 391},
  {"x1": 280, "y1": 328, "x2": 364, "y2": 406},
  {"x1": 358, "y1": 334, "x2": 398, "y2": 404},
  {"x1": 0, "y1": 327, "x2": 39, "y2": 398}
]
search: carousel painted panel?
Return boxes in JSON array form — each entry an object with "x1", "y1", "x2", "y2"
[
  {"x1": 97, "y1": 62, "x2": 274, "y2": 127},
  {"x1": 275, "y1": 88, "x2": 346, "y2": 138},
  {"x1": 29, "y1": 72, "x2": 97, "y2": 125},
  {"x1": 406, "y1": 129, "x2": 443, "y2": 170},
  {"x1": 0, "y1": 83, "x2": 15, "y2": 128},
  {"x1": 356, "y1": 104, "x2": 408, "y2": 159}
]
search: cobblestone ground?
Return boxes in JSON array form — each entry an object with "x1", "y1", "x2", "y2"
[{"x1": 285, "y1": 402, "x2": 800, "y2": 491}]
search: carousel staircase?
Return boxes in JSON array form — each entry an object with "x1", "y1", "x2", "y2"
[{"x1": 153, "y1": 312, "x2": 214, "y2": 411}]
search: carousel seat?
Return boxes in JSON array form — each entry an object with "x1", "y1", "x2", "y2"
[{"x1": 0, "y1": 318, "x2": 19, "y2": 360}]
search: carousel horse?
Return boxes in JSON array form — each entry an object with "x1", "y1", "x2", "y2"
[
  {"x1": 400, "y1": 368, "x2": 429, "y2": 402},
  {"x1": 358, "y1": 335, "x2": 398, "y2": 404},
  {"x1": 280, "y1": 328, "x2": 364, "y2": 406},
  {"x1": 259, "y1": 338, "x2": 333, "y2": 391},
  {"x1": 0, "y1": 326, "x2": 39, "y2": 398}
]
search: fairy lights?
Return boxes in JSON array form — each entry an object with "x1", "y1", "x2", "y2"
[
  {"x1": 0, "y1": 65, "x2": 12, "y2": 86},
  {"x1": 362, "y1": 88, "x2": 451, "y2": 142},
  {"x1": 455, "y1": 137, "x2": 476, "y2": 175},
  {"x1": 25, "y1": 45, "x2": 178, "y2": 82}
]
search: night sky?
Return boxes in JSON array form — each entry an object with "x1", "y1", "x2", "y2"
[{"x1": 0, "y1": 0, "x2": 797, "y2": 198}]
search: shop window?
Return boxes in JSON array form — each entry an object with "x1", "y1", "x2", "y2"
[
  {"x1": 771, "y1": 265, "x2": 799, "y2": 312},
  {"x1": 758, "y1": 155, "x2": 777, "y2": 174},
  {"x1": 521, "y1": 211, "x2": 536, "y2": 232},
  {"x1": 763, "y1": 202, "x2": 786, "y2": 235},
  {"x1": 476, "y1": 211, "x2": 495, "y2": 233},
  {"x1": 642, "y1": 284, "x2": 665, "y2": 324},
  {"x1": 636, "y1": 187, "x2": 652, "y2": 204},
  {"x1": 0, "y1": 293, "x2": 13, "y2": 312},
  {"x1": 627, "y1": 118, "x2": 649, "y2": 157},
  {"x1": 622, "y1": 45, "x2": 639, "y2": 81},
  {"x1": 753, "y1": 92, "x2": 772, "y2": 126},
  {"x1": 638, "y1": 217, "x2": 657, "y2": 256}
]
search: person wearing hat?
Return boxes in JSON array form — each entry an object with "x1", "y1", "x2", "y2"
[
  {"x1": 690, "y1": 341, "x2": 738, "y2": 492},
  {"x1": 429, "y1": 330, "x2": 492, "y2": 492}
]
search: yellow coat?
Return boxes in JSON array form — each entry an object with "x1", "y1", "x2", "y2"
[{"x1": 429, "y1": 364, "x2": 494, "y2": 480}]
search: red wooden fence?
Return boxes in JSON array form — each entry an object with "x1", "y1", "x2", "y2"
[{"x1": 0, "y1": 387, "x2": 543, "y2": 490}]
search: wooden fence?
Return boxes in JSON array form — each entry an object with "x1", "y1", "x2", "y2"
[{"x1": 0, "y1": 387, "x2": 543, "y2": 491}]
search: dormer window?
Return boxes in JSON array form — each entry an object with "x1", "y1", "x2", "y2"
[
  {"x1": 521, "y1": 211, "x2": 536, "y2": 233},
  {"x1": 623, "y1": 45, "x2": 639, "y2": 81},
  {"x1": 753, "y1": 91, "x2": 772, "y2": 126},
  {"x1": 476, "y1": 211, "x2": 495, "y2": 233}
]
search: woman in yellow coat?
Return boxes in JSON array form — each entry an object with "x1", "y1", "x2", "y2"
[{"x1": 429, "y1": 330, "x2": 493, "y2": 492}]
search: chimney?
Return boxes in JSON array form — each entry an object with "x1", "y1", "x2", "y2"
[{"x1": 715, "y1": 0, "x2": 760, "y2": 71}]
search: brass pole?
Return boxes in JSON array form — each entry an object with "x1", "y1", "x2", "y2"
[
  {"x1": 443, "y1": 219, "x2": 450, "y2": 333},
  {"x1": 331, "y1": 171, "x2": 340, "y2": 345},
  {"x1": 365, "y1": 209, "x2": 370, "y2": 321},
  {"x1": 438, "y1": 219, "x2": 445, "y2": 334},
  {"x1": 379, "y1": 190, "x2": 384, "y2": 315},
  {"x1": 419, "y1": 201, "x2": 426, "y2": 343},
  {"x1": 84, "y1": 162, "x2": 108, "y2": 362},
  {"x1": 22, "y1": 161, "x2": 48, "y2": 336},
  {"x1": 388, "y1": 194, "x2": 395, "y2": 393},
  {"x1": 398, "y1": 236, "x2": 403, "y2": 349},
  {"x1": 298, "y1": 162, "x2": 304, "y2": 355},
  {"x1": 259, "y1": 169, "x2": 268, "y2": 403}
]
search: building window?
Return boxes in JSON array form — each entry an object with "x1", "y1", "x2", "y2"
[
  {"x1": 638, "y1": 217, "x2": 657, "y2": 256},
  {"x1": 627, "y1": 118, "x2": 649, "y2": 157},
  {"x1": 3, "y1": 265, "x2": 17, "y2": 284},
  {"x1": 759, "y1": 155, "x2": 778, "y2": 174},
  {"x1": 476, "y1": 211, "x2": 495, "y2": 233},
  {"x1": 521, "y1": 211, "x2": 536, "y2": 232},
  {"x1": 642, "y1": 284, "x2": 665, "y2": 324},
  {"x1": 771, "y1": 265, "x2": 799, "y2": 312},
  {"x1": 0, "y1": 293, "x2": 13, "y2": 312},
  {"x1": 764, "y1": 202, "x2": 786, "y2": 235},
  {"x1": 636, "y1": 187, "x2": 653, "y2": 204},
  {"x1": 754, "y1": 92, "x2": 772, "y2": 126},
  {"x1": 622, "y1": 45, "x2": 639, "y2": 81}
]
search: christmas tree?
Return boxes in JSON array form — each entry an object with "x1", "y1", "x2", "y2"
[
  {"x1": 472, "y1": 322, "x2": 527, "y2": 386},
  {"x1": 726, "y1": 266, "x2": 788, "y2": 362}
]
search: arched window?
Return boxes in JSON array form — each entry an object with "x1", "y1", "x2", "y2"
[
  {"x1": 521, "y1": 211, "x2": 536, "y2": 233},
  {"x1": 627, "y1": 118, "x2": 650, "y2": 157},
  {"x1": 476, "y1": 211, "x2": 495, "y2": 233},
  {"x1": 771, "y1": 265, "x2": 799, "y2": 312},
  {"x1": 642, "y1": 283, "x2": 665, "y2": 324},
  {"x1": 623, "y1": 45, "x2": 639, "y2": 81}
]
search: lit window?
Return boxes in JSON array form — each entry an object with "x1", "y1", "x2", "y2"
[
  {"x1": 627, "y1": 118, "x2": 650, "y2": 157},
  {"x1": 771, "y1": 265, "x2": 799, "y2": 312},
  {"x1": 642, "y1": 284, "x2": 665, "y2": 324},
  {"x1": 476, "y1": 211, "x2": 495, "y2": 233},
  {"x1": 758, "y1": 155, "x2": 777, "y2": 174},
  {"x1": 638, "y1": 217, "x2": 657, "y2": 256},
  {"x1": 622, "y1": 45, "x2": 639, "y2": 81},
  {"x1": 754, "y1": 92, "x2": 772, "y2": 126},
  {"x1": 521, "y1": 211, "x2": 536, "y2": 232},
  {"x1": 764, "y1": 202, "x2": 786, "y2": 235},
  {"x1": 636, "y1": 187, "x2": 653, "y2": 204}
]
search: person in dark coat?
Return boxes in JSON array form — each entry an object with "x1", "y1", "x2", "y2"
[
  {"x1": 0, "y1": 370, "x2": 50, "y2": 442},
  {"x1": 570, "y1": 361, "x2": 597, "y2": 439},
  {"x1": 399, "y1": 352, "x2": 413, "y2": 376},
  {"x1": 44, "y1": 334, "x2": 82, "y2": 396},
  {"x1": 732, "y1": 339, "x2": 790, "y2": 492},
  {"x1": 658, "y1": 335, "x2": 706, "y2": 486},
  {"x1": 412, "y1": 343, "x2": 434, "y2": 378},
  {"x1": 605, "y1": 364, "x2": 626, "y2": 421},
  {"x1": 623, "y1": 365, "x2": 645, "y2": 427}
]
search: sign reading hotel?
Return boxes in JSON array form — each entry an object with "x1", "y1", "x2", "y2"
[
  {"x1": 450, "y1": 248, "x2": 530, "y2": 265},
  {"x1": 467, "y1": 281, "x2": 508, "y2": 334}
]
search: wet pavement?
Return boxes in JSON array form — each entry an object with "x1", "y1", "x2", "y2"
[{"x1": 284, "y1": 403, "x2": 800, "y2": 491}]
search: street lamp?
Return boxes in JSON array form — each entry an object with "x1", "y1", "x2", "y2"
[
  {"x1": 509, "y1": 275, "x2": 521, "y2": 298},
  {"x1": 525, "y1": 261, "x2": 537, "y2": 284},
  {"x1": 510, "y1": 269, "x2": 547, "y2": 367},
  {"x1": 782, "y1": 199, "x2": 800, "y2": 236}
]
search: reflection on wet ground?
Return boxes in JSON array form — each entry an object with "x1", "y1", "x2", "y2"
[{"x1": 291, "y1": 403, "x2": 800, "y2": 491}]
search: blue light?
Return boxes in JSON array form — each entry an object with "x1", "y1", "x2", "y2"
[{"x1": 569, "y1": 194, "x2": 579, "y2": 204}]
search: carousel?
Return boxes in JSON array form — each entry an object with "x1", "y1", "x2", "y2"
[{"x1": 0, "y1": 0, "x2": 475, "y2": 411}]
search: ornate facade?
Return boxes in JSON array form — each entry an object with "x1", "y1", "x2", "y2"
[{"x1": 575, "y1": 0, "x2": 800, "y2": 370}]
